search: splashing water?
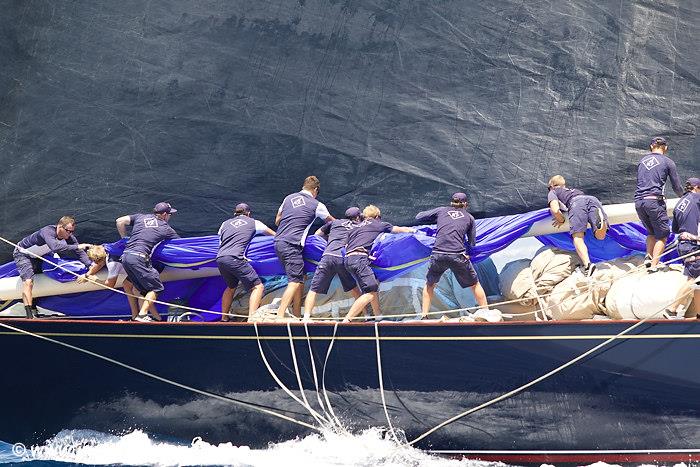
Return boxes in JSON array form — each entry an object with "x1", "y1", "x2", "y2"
[{"x1": 0, "y1": 428, "x2": 505, "y2": 466}]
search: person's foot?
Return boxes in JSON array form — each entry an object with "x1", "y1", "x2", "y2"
[
  {"x1": 643, "y1": 254, "x2": 653, "y2": 269},
  {"x1": 594, "y1": 208, "x2": 605, "y2": 231},
  {"x1": 134, "y1": 314, "x2": 153, "y2": 322},
  {"x1": 584, "y1": 263, "x2": 597, "y2": 278}
]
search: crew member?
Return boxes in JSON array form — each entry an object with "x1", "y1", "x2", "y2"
[
  {"x1": 635, "y1": 137, "x2": 684, "y2": 271},
  {"x1": 303, "y1": 207, "x2": 375, "y2": 319},
  {"x1": 115, "y1": 202, "x2": 180, "y2": 322},
  {"x1": 343, "y1": 205, "x2": 415, "y2": 322},
  {"x1": 547, "y1": 175, "x2": 608, "y2": 277},
  {"x1": 415, "y1": 193, "x2": 488, "y2": 318},
  {"x1": 274, "y1": 176, "x2": 334, "y2": 319},
  {"x1": 217, "y1": 203, "x2": 275, "y2": 321},
  {"x1": 671, "y1": 178, "x2": 700, "y2": 315},
  {"x1": 13, "y1": 216, "x2": 92, "y2": 318}
]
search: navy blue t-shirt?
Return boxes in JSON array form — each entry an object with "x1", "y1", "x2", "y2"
[
  {"x1": 415, "y1": 207, "x2": 476, "y2": 254},
  {"x1": 275, "y1": 190, "x2": 330, "y2": 246},
  {"x1": 217, "y1": 216, "x2": 269, "y2": 259},
  {"x1": 672, "y1": 192, "x2": 700, "y2": 237},
  {"x1": 17, "y1": 225, "x2": 91, "y2": 267},
  {"x1": 319, "y1": 219, "x2": 357, "y2": 257},
  {"x1": 346, "y1": 218, "x2": 393, "y2": 253},
  {"x1": 547, "y1": 186, "x2": 584, "y2": 211},
  {"x1": 124, "y1": 214, "x2": 180, "y2": 255},
  {"x1": 635, "y1": 153, "x2": 684, "y2": 200}
]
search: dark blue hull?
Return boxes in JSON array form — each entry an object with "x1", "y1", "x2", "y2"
[{"x1": 1, "y1": 318, "x2": 699, "y2": 463}]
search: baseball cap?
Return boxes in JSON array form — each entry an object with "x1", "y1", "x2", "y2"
[
  {"x1": 235, "y1": 203, "x2": 251, "y2": 213},
  {"x1": 345, "y1": 207, "x2": 361, "y2": 219},
  {"x1": 452, "y1": 192, "x2": 468, "y2": 203},
  {"x1": 687, "y1": 177, "x2": 700, "y2": 188},
  {"x1": 153, "y1": 202, "x2": 177, "y2": 214},
  {"x1": 650, "y1": 136, "x2": 667, "y2": 146}
]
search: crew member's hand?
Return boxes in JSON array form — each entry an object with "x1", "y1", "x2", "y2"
[
  {"x1": 76, "y1": 274, "x2": 87, "y2": 284},
  {"x1": 679, "y1": 232, "x2": 698, "y2": 241},
  {"x1": 551, "y1": 219, "x2": 564, "y2": 228}
]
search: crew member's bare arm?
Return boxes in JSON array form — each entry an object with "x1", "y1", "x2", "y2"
[
  {"x1": 115, "y1": 216, "x2": 132, "y2": 238},
  {"x1": 391, "y1": 226, "x2": 417, "y2": 234},
  {"x1": 549, "y1": 200, "x2": 566, "y2": 227}
]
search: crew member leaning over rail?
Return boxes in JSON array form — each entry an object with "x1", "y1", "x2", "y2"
[
  {"x1": 635, "y1": 136, "x2": 684, "y2": 271},
  {"x1": 13, "y1": 216, "x2": 92, "y2": 319},
  {"x1": 547, "y1": 175, "x2": 609, "y2": 277},
  {"x1": 671, "y1": 177, "x2": 700, "y2": 315},
  {"x1": 116, "y1": 202, "x2": 180, "y2": 322},
  {"x1": 216, "y1": 203, "x2": 275, "y2": 321},
  {"x1": 415, "y1": 192, "x2": 488, "y2": 318},
  {"x1": 343, "y1": 205, "x2": 416, "y2": 322}
]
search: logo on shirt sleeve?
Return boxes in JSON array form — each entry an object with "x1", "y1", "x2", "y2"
[
  {"x1": 144, "y1": 218, "x2": 158, "y2": 228},
  {"x1": 642, "y1": 156, "x2": 660, "y2": 171},
  {"x1": 447, "y1": 210, "x2": 465, "y2": 220},
  {"x1": 676, "y1": 198, "x2": 690, "y2": 213},
  {"x1": 231, "y1": 219, "x2": 247, "y2": 228},
  {"x1": 291, "y1": 196, "x2": 306, "y2": 208}
]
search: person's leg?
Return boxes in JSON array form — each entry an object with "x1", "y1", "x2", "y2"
[
  {"x1": 572, "y1": 232, "x2": 590, "y2": 267},
  {"x1": 590, "y1": 199, "x2": 608, "y2": 240},
  {"x1": 292, "y1": 282, "x2": 303, "y2": 317},
  {"x1": 645, "y1": 236, "x2": 656, "y2": 258},
  {"x1": 422, "y1": 283, "x2": 436, "y2": 318},
  {"x1": 693, "y1": 285, "x2": 700, "y2": 315},
  {"x1": 471, "y1": 282, "x2": 488, "y2": 308},
  {"x1": 345, "y1": 292, "x2": 377, "y2": 321},
  {"x1": 277, "y1": 282, "x2": 303, "y2": 318},
  {"x1": 248, "y1": 283, "x2": 265, "y2": 317},
  {"x1": 122, "y1": 280, "x2": 140, "y2": 319},
  {"x1": 221, "y1": 287, "x2": 235, "y2": 322},
  {"x1": 303, "y1": 291, "x2": 317, "y2": 319},
  {"x1": 651, "y1": 238, "x2": 667, "y2": 268},
  {"x1": 21, "y1": 279, "x2": 33, "y2": 308}
]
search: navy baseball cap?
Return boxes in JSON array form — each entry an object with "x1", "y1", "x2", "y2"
[
  {"x1": 452, "y1": 192, "x2": 468, "y2": 203},
  {"x1": 650, "y1": 136, "x2": 667, "y2": 146},
  {"x1": 153, "y1": 202, "x2": 177, "y2": 214},
  {"x1": 345, "y1": 207, "x2": 361, "y2": 219},
  {"x1": 687, "y1": 178, "x2": 700, "y2": 188},
  {"x1": 235, "y1": 203, "x2": 251, "y2": 213}
]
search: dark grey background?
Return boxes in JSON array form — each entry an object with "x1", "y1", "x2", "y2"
[{"x1": 0, "y1": 0, "x2": 698, "y2": 257}]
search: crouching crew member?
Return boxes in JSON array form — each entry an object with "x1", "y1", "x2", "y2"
[
  {"x1": 116, "y1": 202, "x2": 180, "y2": 322},
  {"x1": 274, "y1": 176, "x2": 334, "y2": 319},
  {"x1": 343, "y1": 205, "x2": 416, "y2": 322},
  {"x1": 303, "y1": 207, "x2": 374, "y2": 319},
  {"x1": 547, "y1": 175, "x2": 608, "y2": 277},
  {"x1": 415, "y1": 192, "x2": 488, "y2": 318},
  {"x1": 217, "y1": 203, "x2": 275, "y2": 321},
  {"x1": 671, "y1": 178, "x2": 700, "y2": 315},
  {"x1": 13, "y1": 216, "x2": 92, "y2": 318},
  {"x1": 635, "y1": 137, "x2": 684, "y2": 271}
]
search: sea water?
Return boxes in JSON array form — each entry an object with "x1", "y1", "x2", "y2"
[{"x1": 0, "y1": 428, "x2": 503, "y2": 466}]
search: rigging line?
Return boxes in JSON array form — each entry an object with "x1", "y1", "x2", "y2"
[
  {"x1": 0, "y1": 320, "x2": 317, "y2": 430},
  {"x1": 406, "y1": 289, "x2": 694, "y2": 447},
  {"x1": 0, "y1": 235, "x2": 250, "y2": 320},
  {"x1": 375, "y1": 322, "x2": 399, "y2": 443},
  {"x1": 286, "y1": 322, "x2": 331, "y2": 427},
  {"x1": 321, "y1": 322, "x2": 345, "y2": 429},
  {"x1": 252, "y1": 322, "x2": 330, "y2": 427},
  {"x1": 303, "y1": 321, "x2": 336, "y2": 427}
]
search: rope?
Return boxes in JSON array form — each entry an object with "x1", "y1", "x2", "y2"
[
  {"x1": 0, "y1": 320, "x2": 318, "y2": 430},
  {"x1": 374, "y1": 322, "x2": 399, "y2": 443},
  {"x1": 321, "y1": 323, "x2": 345, "y2": 429},
  {"x1": 406, "y1": 288, "x2": 694, "y2": 447}
]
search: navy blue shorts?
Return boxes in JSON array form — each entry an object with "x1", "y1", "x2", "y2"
[
  {"x1": 216, "y1": 256, "x2": 261, "y2": 291},
  {"x1": 121, "y1": 252, "x2": 164, "y2": 295},
  {"x1": 678, "y1": 242, "x2": 700, "y2": 279},
  {"x1": 274, "y1": 240, "x2": 305, "y2": 283},
  {"x1": 310, "y1": 255, "x2": 356, "y2": 294},
  {"x1": 426, "y1": 253, "x2": 479, "y2": 288},
  {"x1": 568, "y1": 195, "x2": 608, "y2": 234},
  {"x1": 635, "y1": 199, "x2": 670, "y2": 239},
  {"x1": 12, "y1": 250, "x2": 42, "y2": 281},
  {"x1": 344, "y1": 254, "x2": 379, "y2": 293}
]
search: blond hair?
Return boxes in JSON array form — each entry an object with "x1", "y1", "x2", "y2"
[
  {"x1": 87, "y1": 245, "x2": 107, "y2": 263},
  {"x1": 548, "y1": 175, "x2": 566, "y2": 188},
  {"x1": 302, "y1": 176, "x2": 320, "y2": 191},
  {"x1": 362, "y1": 205, "x2": 381, "y2": 219},
  {"x1": 58, "y1": 216, "x2": 76, "y2": 228}
]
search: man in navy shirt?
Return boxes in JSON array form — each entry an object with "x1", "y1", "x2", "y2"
[
  {"x1": 13, "y1": 216, "x2": 92, "y2": 318},
  {"x1": 548, "y1": 175, "x2": 608, "y2": 277},
  {"x1": 415, "y1": 193, "x2": 488, "y2": 318},
  {"x1": 635, "y1": 137, "x2": 684, "y2": 271},
  {"x1": 217, "y1": 203, "x2": 275, "y2": 321},
  {"x1": 671, "y1": 177, "x2": 700, "y2": 315},
  {"x1": 116, "y1": 202, "x2": 180, "y2": 321},
  {"x1": 343, "y1": 205, "x2": 415, "y2": 322},
  {"x1": 274, "y1": 176, "x2": 334, "y2": 319},
  {"x1": 303, "y1": 207, "x2": 371, "y2": 319}
]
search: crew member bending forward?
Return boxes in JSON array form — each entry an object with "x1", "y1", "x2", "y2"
[
  {"x1": 415, "y1": 192, "x2": 488, "y2": 318},
  {"x1": 116, "y1": 202, "x2": 180, "y2": 322},
  {"x1": 547, "y1": 175, "x2": 608, "y2": 277},
  {"x1": 671, "y1": 178, "x2": 700, "y2": 315},
  {"x1": 343, "y1": 205, "x2": 415, "y2": 322},
  {"x1": 217, "y1": 203, "x2": 275, "y2": 321}
]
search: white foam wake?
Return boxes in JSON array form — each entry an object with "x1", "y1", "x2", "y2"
[{"x1": 17, "y1": 428, "x2": 504, "y2": 466}]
